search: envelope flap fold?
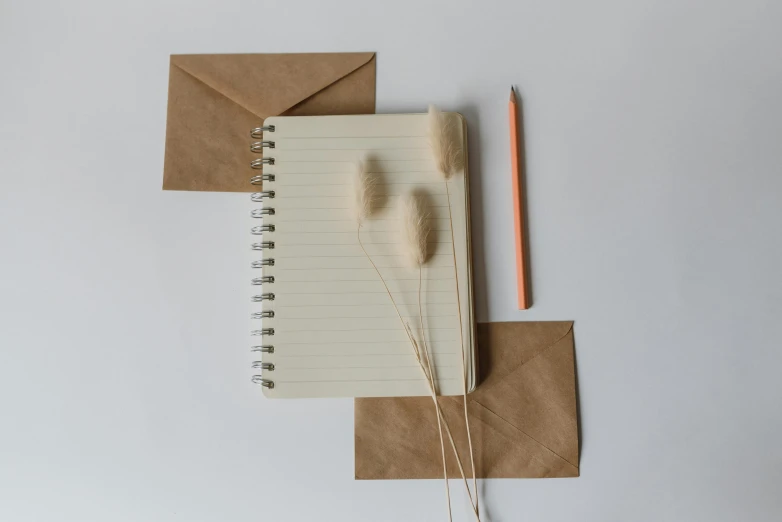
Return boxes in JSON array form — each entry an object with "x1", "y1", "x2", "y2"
[
  {"x1": 466, "y1": 400, "x2": 579, "y2": 477},
  {"x1": 170, "y1": 52, "x2": 375, "y2": 119},
  {"x1": 476, "y1": 321, "x2": 573, "y2": 390},
  {"x1": 355, "y1": 321, "x2": 580, "y2": 480},
  {"x1": 474, "y1": 327, "x2": 579, "y2": 467}
]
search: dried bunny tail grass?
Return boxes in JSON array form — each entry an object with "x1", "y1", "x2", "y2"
[
  {"x1": 400, "y1": 191, "x2": 481, "y2": 521},
  {"x1": 352, "y1": 159, "x2": 374, "y2": 224},
  {"x1": 397, "y1": 191, "x2": 481, "y2": 521},
  {"x1": 428, "y1": 105, "x2": 462, "y2": 180},
  {"x1": 403, "y1": 323, "x2": 481, "y2": 522},
  {"x1": 349, "y1": 160, "x2": 478, "y2": 521},
  {"x1": 400, "y1": 192, "x2": 430, "y2": 267},
  {"x1": 430, "y1": 106, "x2": 478, "y2": 517}
]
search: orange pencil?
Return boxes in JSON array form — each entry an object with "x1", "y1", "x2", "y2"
[{"x1": 509, "y1": 87, "x2": 530, "y2": 309}]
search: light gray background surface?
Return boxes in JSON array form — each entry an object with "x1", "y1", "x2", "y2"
[{"x1": 2, "y1": 1, "x2": 781, "y2": 520}]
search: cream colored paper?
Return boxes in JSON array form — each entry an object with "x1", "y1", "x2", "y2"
[{"x1": 255, "y1": 113, "x2": 474, "y2": 398}]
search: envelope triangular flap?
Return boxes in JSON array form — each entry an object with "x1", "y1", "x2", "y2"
[
  {"x1": 474, "y1": 326, "x2": 579, "y2": 467},
  {"x1": 355, "y1": 321, "x2": 580, "y2": 480},
  {"x1": 163, "y1": 52, "x2": 376, "y2": 192},
  {"x1": 476, "y1": 321, "x2": 573, "y2": 389},
  {"x1": 170, "y1": 52, "x2": 375, "y2": 118}
]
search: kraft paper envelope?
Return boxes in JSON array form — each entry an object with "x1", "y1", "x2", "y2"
[
  {"x1": 355, "y1": 321, "x2": 579, "y2": 479},
  {"x1": 163, "y1": 52, "x2": 376, "y2": 192}
]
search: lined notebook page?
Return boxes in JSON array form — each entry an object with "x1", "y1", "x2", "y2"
[{"x1": 256, "y1": 114, "x2": 474, "y2": 398}]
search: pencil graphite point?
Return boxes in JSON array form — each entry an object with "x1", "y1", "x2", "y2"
[{"x1": 509, "y1": 86, "x2": 516, "y2": 102}]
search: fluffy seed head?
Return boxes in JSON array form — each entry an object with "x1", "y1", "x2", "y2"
[
  {"x1": 428, "y1": 105, "x2": 462, "y2": 180},
  {"x1": 352, "y1": 159, "x2": 374, "y2": 223},
  {"x1": 400, "y1": 192, "x2": 430, "y2": 267}
]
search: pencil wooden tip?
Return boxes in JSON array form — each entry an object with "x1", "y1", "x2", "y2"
[{"x1": 509, "y1": 86, "x2": 516, "y2": 102}]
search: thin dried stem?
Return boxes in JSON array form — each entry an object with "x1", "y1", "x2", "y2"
[
  {"x1": 399, "y1": 188, "x2": 480, "y2": 521},
  {"x1": 352, "y1": 159, "x2": 479, "y2": 521},
  {"x1": 429, "y1": 107, "x2": 480, "y2": 519},
  {"x1": 418, "y1": 265, "x2": 451, "y2": 519},
  {"x1": 356, "y1": 225, "x2": 478, "y2": 520},
  {"x1": 444, "y1": 181, "x2": 479, "y2": 520},
  {"x1": 402, "y1": 323, "x2": 481, "y2": 522}
]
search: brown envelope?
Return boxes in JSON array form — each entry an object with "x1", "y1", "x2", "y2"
[
  {"x1": 355, "y1": 321, "x2": 579, "y2": 479},
  {"x1": 163, "y1": 52, "x2": 376, "y2": 192}
]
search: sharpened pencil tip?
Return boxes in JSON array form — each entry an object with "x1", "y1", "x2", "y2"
[{"x1": 509, "y1": 86, "x2": 516, "y2": 102}]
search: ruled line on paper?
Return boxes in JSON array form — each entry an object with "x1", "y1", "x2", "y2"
[
  {"x1": 274, "y1": 240, "x2": 451, "y2": 245},
  {"x1": 270, "y1": 364, "x2": 456, "y2": 372},
  {"x1": 278, "y1": 266, "x2": 450, "y2": 271},
  {"x1": 271, "y1": 135, "x2": 428, "y2": 139},
  {"x1": 271, "y1": 311, "x2": 456, "y2": 317},
  {"x1": 273, "y1": 328, "x2": 455, "y2": 333},
  {"x1": 269, "y1": 216, "x2": 450, "y2": 220},
  {"x1": 269, "y1": 206, "x2": 449, "y2": 211},
  {"x1": 267, "y1": 193, "x2": 448, "y2": 197},
  {"x1": 274, "y1": 181, "x2": 443, "y2": 186},
  {"x1": 273, "y1": 262, "x2": 453, "y2": 267},
  {"x1": 278, "y1": 266, "x2": 451, "y2": 270},
  {"x1": 266, "y1": 194, "x2": 443, "y2": 199},
  {"x1": 275, "y1": 170, "x2": 437, "y2": 175},
  {"x1": 274, "y1": 245, "x2": 450, "y2": 250},
  {"x1": 275, "y1": 158, "x2": 436, "y2": 162},
  {"x1": 277, "y1": 352, "x2": 459, "y2": 357},
  {"x1": 278, "y1": 290, "x2": 456, "y2": 295},
  {"x1": 274, "y1": 378, "x2": 460, "y2": 384},
  {"x1": 272, "y1": 340, "x2": 445, "y2": 346},
  {"x1": 267, "y1": 187, "x2": 449, "y2": 197},
  {"x1": 273, "y1": 254, "x2": 452, "y2": 259},
  {"x1": 274, "y1": 302, "x2": 456, "y2": 306},
  {"x1": 281, "y1": 276, "x2": 451, "y2": 283},
  {"x1": 274, "y1": 147, "x2": 429, "y2": 151}
]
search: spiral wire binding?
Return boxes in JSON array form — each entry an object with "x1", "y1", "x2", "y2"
[{"x1": 250, "y1": 125, "x2": 276, "y2": 389}]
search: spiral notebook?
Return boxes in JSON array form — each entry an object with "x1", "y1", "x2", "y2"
[{"x1": 249, "y1": 113, "x2": 475, "y2": 398}]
